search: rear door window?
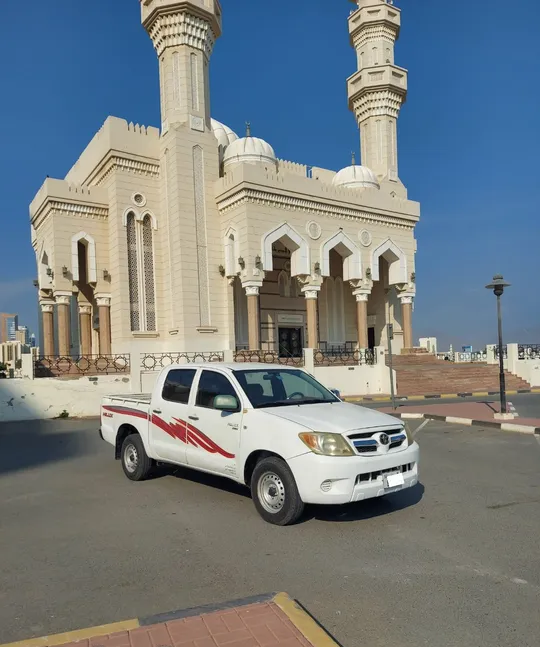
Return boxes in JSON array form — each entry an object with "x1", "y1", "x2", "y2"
[{"x1": 162, "y1": 369, "x2": 196, "y2": 404}]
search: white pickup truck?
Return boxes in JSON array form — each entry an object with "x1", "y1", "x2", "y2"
[{"x1": 100, "y1": 363, "x2": 419, "y2": 525}]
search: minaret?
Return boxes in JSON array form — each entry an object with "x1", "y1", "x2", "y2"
[
  {"x1": 141, "y1": 0, "x2": 222, "y2": 131},
  {"x1": 140, "y1": 0, "x2": 225, "y2": 345},
  {"x1": 347, "y1": 0, "x2": 408, "y2": 184}
]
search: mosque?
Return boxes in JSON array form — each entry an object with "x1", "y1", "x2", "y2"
[{"x1": 30, "y1": 0, "x2": 419, "y2": 359}]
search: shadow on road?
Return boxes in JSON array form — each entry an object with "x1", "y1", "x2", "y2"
[
  {"x1": 166, "y1": 465, "x2": 251, "y2": 498},
  {"x1": 307, "y1": 483, "x2": 425, "y2": 522},
  {"x1": 0, "y1": 419, "x2": 85, "y2": 477}
]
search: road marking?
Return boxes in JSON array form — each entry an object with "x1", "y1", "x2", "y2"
[{"x1": 412, "y1": 419, "x2": 430, "y2": 437}]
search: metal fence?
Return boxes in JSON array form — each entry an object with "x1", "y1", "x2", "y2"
[
  {"x1": 141, "y1": 352, "x2": 224, "y2": 371},
  {"x1": 494, "y1": 345, "x2": 508, "y2": 360},
  {"x1": 0, "y1": 367, "x2": 22, "y2": 379},
  {"x1": 518, "y1": 344, "x2": 540, "y2": 360},
  {"x1": 35, "y1": 355, "x2": 131, "y2": 378},
  {"x1": 233, "y1": 350, "x2": 304, "y2": 366},
  {"x1": 314, "y1": 348, "x2": 376, "y2": 367}
]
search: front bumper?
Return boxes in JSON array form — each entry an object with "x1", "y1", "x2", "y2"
[{"x1": 288, "y1": 442, "x2": 419, "y2": 505}]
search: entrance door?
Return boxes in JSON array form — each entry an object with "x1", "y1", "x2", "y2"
[
  {"x1": 368, "y1": 327, "x2": 376, "y2": 350},
  {"x1": 278, "y1": 327, "x2": 303, "y2": 358}
]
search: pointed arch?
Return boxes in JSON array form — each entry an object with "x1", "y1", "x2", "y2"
[
  {"x1": 224, "y1": 226, "x2": 240, "y2": 277},
  {"x1": 371, "y1": 238, "x2": 408, "y2": 285},
  {"x1": 278, "y1": 270, "x2": 289, "y2": 298},
  {"x1": 71, "y1": 231, "x2": 97, "y2": 283},
  {"x1": 320, "y1": 231, "x2": 362, "y2": 281},
  {"x1": 38, "y1": 245, "x2": 53, "y2": 290},
  {"x1": 261, "y1": 222, "x2": 310, "y2": 276}
]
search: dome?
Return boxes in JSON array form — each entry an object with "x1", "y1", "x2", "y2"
[
  {"x1": 211, "y1": 119, "x2": 238, "y2": 149},
  {"x1": 223, "y1": 134, "x2": 277, "y2": 169},
  {"x1": 332, "y1": 165, "x2": 380, "y2": 190}
]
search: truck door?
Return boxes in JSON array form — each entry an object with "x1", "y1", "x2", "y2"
[
  {"x1": 150, "y1": 367, "x2": 196, "y2": 464},
  {"x1": 185, "y1": 369, "x2": 242, "y2": 479}
]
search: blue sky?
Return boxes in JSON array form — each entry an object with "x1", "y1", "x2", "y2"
[{"x1": 0, "y1": 0, "x2": 538, "y2": 349}]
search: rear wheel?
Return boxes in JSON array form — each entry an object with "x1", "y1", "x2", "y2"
[
  {"x1": 121, "y1": 434, "x2": 152, "y2": 481},
  {"x1": 251, "y1": 457, "x2": 304, "y2": 526}
]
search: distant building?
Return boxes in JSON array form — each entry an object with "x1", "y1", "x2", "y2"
[
  {"x1": 0, "y1": 313, "x2": 18, "y2": 343},
  {"x1": 16, "y1": 326, "x2": 30, "y2": 345}
]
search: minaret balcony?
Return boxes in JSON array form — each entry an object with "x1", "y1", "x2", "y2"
[
  {"x1": 347, "y1": 64, "x2": 408, "y2": 108},
  {"x1": 141, "y1": 0, "x2": 222, "y2": 40},
  {"x1": 348, "y1": 2, "x2": 401, "y2": 46}
]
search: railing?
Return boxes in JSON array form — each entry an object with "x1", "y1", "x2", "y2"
[
  {"x1": 455, "y1": 351, "x2": 487, "y2": 363},
  {"x1": 436, "y1": 352, "x2": 454, "y2": 361},
  {"x1": 233, "y1": 350, "x2": 304, "y2": 366},
  {"x1": 141, "y1": 351, "x2": 224, "y2": 371},
  {"x1": 518, "y1": 344, "x2": 540, "y2": 360},
  {"x1": 314, "y1": 348, "x2": 376, "y2": 367},
  {"x1": 35, "y1": 355, "x2": 131, "y2": 378},
  {"x1": 495, "y1": 345, "x2": 508, "y2": 360},
  {"x1": 319, "y1": 341, "x2": 357, "y2": 353}
]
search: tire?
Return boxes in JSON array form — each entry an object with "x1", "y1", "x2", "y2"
[
  {"x1": 121, "y1": 434, "x2": 153, "y2": 481},
  {"x1": 251, "y1": 457, "x2": 305, "y2": 526}
]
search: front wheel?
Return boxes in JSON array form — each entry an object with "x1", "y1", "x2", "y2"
[
  {"x1": 121, "y1": 434, "x2": 153, "y2": 481},
  {"x1": 251, "y1": 457, "x2": 304, "y2": 526}
]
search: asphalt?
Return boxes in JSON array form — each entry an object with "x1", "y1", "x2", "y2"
[{"x1": 1, "y1": 418, "x2": 540, "y2": 647}]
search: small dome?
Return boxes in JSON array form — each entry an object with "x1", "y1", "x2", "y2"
[
  {"x1": 223, "y1": 134, "x2": 277, "y2": 169},
  {"x1": 211, "y1": 119, "x2": 238, "y2": 149},
  {"x1": 332, "y1": 165, "x2": 380, "y2": 190}
]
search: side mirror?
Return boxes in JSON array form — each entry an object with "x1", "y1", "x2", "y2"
[
  {"x1": 330, "y1": 389, "x2": 341, "y2": 398},
  {"x1": 213, "y1": 394, "x2": 239, "y2": 411}
]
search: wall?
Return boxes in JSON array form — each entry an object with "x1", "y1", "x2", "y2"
[
  {"x1": 507, "y1": 343, "x2": 540, "y2": 387},
  {"x1": 305, "y1": 347, "x2": 393, "y2": 396},
  {"x1": 0, "y1": 376, "x2": 132, "y2": 422}
]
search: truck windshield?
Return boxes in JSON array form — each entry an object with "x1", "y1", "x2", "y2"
[{"x1": 232, "y1": 369, "x2": 339, "y2": 409}]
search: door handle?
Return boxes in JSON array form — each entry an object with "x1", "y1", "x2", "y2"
[
  {"x1": 188, "y1": 415, "x2": 199, "y2": 421},
  {"x1": 152, "y1": 409, "x2": 162, "y2": 414}
]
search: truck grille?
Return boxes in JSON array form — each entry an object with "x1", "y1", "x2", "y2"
[
  {"x1": 348, "y1": 429, "x2": 408, "y2": 456},
  {"x1": 356, "y1": 462, "x2": 415, "y2": 485}
]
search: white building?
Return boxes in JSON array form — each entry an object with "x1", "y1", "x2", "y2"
[{"x1": 30, "y1": 0, "x2": 419, "y2": 360}]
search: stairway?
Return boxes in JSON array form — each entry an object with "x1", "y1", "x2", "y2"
[{"x1": 386, "y1": 354, "x2": 531, "y2": 396}]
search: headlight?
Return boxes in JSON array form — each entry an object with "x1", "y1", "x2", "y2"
[
  {"x1": 404, "y1": 422, "x2": 414, "y2": 444},
  {"x1": 299, "y1": 432, "x2": 354, "y2": 457}
]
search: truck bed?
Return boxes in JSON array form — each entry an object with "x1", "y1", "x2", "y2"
[{"x1": 104, "y1": 393, "x2": 152, "y2": 406}]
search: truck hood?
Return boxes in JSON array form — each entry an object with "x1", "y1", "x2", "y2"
[{"x1": 264, "y1": 401, "x2": 403, "y2": 434}]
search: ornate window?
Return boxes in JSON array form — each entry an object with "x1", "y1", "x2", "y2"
[{"x1": 126, "y1": 211, "x2": 157, "y2": 332}]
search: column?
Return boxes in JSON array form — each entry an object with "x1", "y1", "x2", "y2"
[
  {"x1": 79, "y1": 304, "x2": 93, "y2": 356},
  {"x1": 245, "y1": 285, "x2": 260, "y2": 351},
  {"x1": 40, "y1": 300, "x2": 55, "y2": 356},
  {"x1": 354, "y1": 291, "x2": 370, "y2": 349},
  {"x1": 96, "y1": 295, "x2": 112, "y2": 356},
  {"x1": 400, "y1": 295, "x2": 414, "y2": 350},
  {"x1": 55, "y1": 292, "x2": 72, "y2": 357},
  {"x1": 303, "y1": 289, "x2": 320, "y2": 349}
]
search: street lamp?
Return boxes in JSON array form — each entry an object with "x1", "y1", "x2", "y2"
[{"x1": 485, "y1": 274, "x2": 511, "y2": 415}]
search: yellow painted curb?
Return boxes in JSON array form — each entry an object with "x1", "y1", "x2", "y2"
[
  {"x1": 506, "y1": 390, "x2": 518, "y2": 395},
  {"x1": 273, "y1": 592, "x2": 340, "y2": 647},
  {"x1": 532, "y1": 388, "x2": 540, "y2": 394},
  {"x1": 471, "y1": 391, "x2": 489, "y2": 397},
  {"x1": 440, "y1": 394, "x2": 458, "y2": 398},
  {"x1": 0, "y1": 619, "x2": 140, "y2": 647}
]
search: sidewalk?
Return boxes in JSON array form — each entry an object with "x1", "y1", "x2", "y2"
[
  {"x1": 380, "y1": 401, "x2": 540, "y2": 433},
  {"x1": 3, "y1": 594, "x2": 340, "y2": 647}
]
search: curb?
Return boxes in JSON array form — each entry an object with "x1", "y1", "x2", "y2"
[
  {"x1": 344, "y1": 387, "x2": 540, "y2": 403},
  {"x1": 0, "y1": 593, "x2": 340, "y2": 647},
  {"x1": 391, "y1": 411, "x2": 540, "y2": 435}
]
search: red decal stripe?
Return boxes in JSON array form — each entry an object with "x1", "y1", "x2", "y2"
[
  {"x1": 103, "y1": 405, "x2": 148, "y2": 421},
  {"x1": 151, "y1": 414, "x2": 235, "y2": 459}
]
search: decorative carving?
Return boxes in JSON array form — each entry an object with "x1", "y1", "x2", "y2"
[
  {"x1": 78, "y1": 304, "x2": 93, "y2": 315},
  {"x1": 132, "y1": 192, "x2": 147, "y2": 207},
  {"x1": 95, "y1": 295, "x2": 111, "y2": 308},
  {"x1": 94, "y1": 157, "x2": 160, "y2": 186},
  {"x1": 306, "y1": 220, "x2": 322, "y2": 240},
  {"x1": 359, "y1": 229, "x2": 372, "y2": 247},
  {"x1": 190, "y1": 115, "x2": 205, "y2": 132},
  {"x1": 54, "y1": 293, "x2": 71, "y2": 307},
  {"x1": 244, "y1": 285, "x2": 260, "y2": 297},
  {"x1": 146, "y1": 11, "x2": 217, "y2": 58},
  {"x1": 217, "y1": 188, "x2": 415, "y2": 231}
]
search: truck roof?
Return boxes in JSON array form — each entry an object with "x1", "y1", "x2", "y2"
[{"x1": 162, "y1": 363, "x2": 303, "y2": 372}]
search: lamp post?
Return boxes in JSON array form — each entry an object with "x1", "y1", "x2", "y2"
[{"x1": 485, "y1": 275, "x2": 511, "y2": 415}]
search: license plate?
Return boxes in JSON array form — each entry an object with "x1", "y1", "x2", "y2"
[{"x1": 385, "y1": 472, "x2": 405, "y2": 489}]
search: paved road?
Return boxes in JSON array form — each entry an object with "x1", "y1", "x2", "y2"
[
  {"x1": 366, "y1": 392, "x2": 540, "y2": 420},
  {"x1": 1, "y1": 419, "x2": 540, "y2": 647}
]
